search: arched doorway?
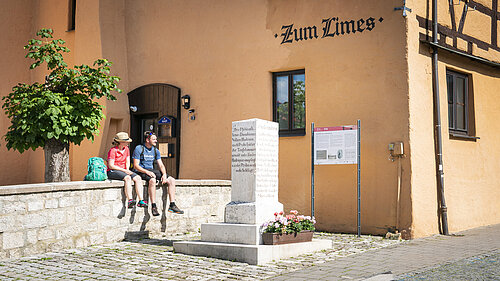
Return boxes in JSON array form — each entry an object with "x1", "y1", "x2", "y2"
[{"x1": 128, "y1": 84, "x2": 181, "y2": 178}]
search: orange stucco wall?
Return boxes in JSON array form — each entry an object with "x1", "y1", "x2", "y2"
[
  {"x1": 408, "y1": 0, "x2": 500, "y2": 237},
  {"x1": 1, "y1": 0, "x2": 498, "y2": 238}
]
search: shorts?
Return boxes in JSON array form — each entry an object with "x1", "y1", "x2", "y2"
[
  {"x1": 134, "y1": 169, "x2": 168, "y2": 182},
  {"x1": 107, "y1": 170, "x2": 139, "y2": 180}
]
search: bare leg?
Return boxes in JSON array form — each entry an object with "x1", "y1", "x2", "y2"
[
  {"x1": 148, "y1": 178, "x2": 156, "y2": 204},
  {"x1": 166, "y1": 176, "x2": 176, "y2": 203},
  {"x1": 132, "y1": 175, "x2": 144, "y2": 201},
  {"x1": 123, "y1": 175, "x2": 133, "y2": 201}
]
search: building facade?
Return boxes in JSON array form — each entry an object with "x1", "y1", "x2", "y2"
[{"x1": 1, "y1": 0, "x2": 499, "y2": 238}]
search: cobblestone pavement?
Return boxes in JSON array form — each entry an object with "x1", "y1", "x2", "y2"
[
  {"x1": 0, "y1": 232, "x2": 401, "y2": 280},
  {"x1": 1, "y1": 224, "x2": 498, "y2": 280},
  {"x1": 396, "y1": 249, "x2": 500, "y2": 281},
  {"x1": 271, "y1": 223, "x2": 500, "y2": 280}
]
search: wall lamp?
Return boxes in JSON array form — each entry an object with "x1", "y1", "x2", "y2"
[
  {"x1": 129, "y1": 106, "x2": 138, "y2": 112},
  {"x1": 181, "y1": 95, "x2": 191, "y2": 110}
]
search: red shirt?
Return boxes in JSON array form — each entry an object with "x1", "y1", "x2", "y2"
[{"x1": 107, "y1": 146, "x2": 130, "y2": 171}]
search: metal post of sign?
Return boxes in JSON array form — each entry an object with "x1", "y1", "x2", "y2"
[
  {"x1": 311, "y1": 122, "x2": 315, "y2": 218},
  {"x1": 357, "y1": 119, "x2": 361, "y2": 237}
]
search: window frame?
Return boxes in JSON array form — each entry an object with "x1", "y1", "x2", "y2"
[
  {"x1": 68, "y1": 0, "x2": 76, "y2": 31},
  {"x1": 446, "y1": 69, "x2": 477, "y2": 140},
  {"x1": 272, "y1": 69, "x2": 306, "y2": 137}
]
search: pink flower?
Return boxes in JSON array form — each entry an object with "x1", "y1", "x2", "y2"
[{"x1": 290, "y1": 210, "x2": 299, "y2": 215}]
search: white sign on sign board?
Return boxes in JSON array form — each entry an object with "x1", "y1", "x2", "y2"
[{"x1": 314, "y1": 126, "x2": 358, "y2": 165}]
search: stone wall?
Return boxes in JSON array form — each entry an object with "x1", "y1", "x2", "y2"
[{"x1": 0, "y1": 180, "x2": 231, "y2": 259}]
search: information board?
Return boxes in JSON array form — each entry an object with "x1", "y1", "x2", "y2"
[{"x1": 313, "y1": 126, "x2": 358, "y2": 165}]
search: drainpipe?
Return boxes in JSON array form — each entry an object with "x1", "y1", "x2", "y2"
[{"x1": 432, "y1": 0, "x2": 449, "y2": 235}]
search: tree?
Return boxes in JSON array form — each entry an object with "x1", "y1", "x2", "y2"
[{"x1": 2, "y1": 28, "x2": 121, "y2": 182}]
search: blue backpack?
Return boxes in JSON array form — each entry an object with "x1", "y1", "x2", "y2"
[{"x1": 84, "y1": 157, "x2": 108, "y2": 181}]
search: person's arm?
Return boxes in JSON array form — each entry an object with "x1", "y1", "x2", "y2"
[
  {"x1": 108, "y1": 158, "x2": 132, "y2": 174},
  {"x1": 157, "y1": 158, "x2": 167, "y2": 184}
]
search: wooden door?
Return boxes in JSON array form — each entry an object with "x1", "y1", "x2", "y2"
[{"x1": 128, "y1": 84, "x2": 181, "y2": 178}]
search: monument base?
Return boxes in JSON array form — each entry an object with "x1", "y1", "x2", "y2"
[
  {"x1": 224, "y1": 201, "x2": 283, "y2": 225},
  {"x1": 201, "y1": 223, "x2": 261, "y2": 245},
  {"x1": 173, "y1": 239, "x2": 332, "y2": 265}
]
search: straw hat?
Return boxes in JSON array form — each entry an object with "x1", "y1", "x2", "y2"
[{"x1": 114, "y1": 132, "x2": 132, "y2": 143}]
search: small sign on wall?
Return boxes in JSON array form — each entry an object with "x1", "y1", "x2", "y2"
[{"x1": 158, "y1": 143, "x2": 174, "y2": 158}]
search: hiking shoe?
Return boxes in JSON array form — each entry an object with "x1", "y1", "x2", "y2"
[
  {"x1": 127, "y1": 199, "x2": 136, "y2": 209},
  {"x1": 152, "y1": 205, "x2": 160, "y2": 216},
  {"x1": 168, "y1": 204, "x2": 184, "y2": 214},
  {"x1": 137, "y1": 200, "x2": 148, "y2": 207}
]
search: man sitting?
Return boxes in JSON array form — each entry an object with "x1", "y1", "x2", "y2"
[{"x1": 132, "y1": 131, "x2": 184, "y2": 216}]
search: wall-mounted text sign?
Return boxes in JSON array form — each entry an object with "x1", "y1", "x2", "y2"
[{"x1": 275, "y1": 16, "x2": 384, "y2": 44}]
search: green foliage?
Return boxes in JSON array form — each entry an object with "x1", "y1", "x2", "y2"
[
  {"x1": 276, "y1": 80, "x2": 305, "y2": 130},
  {"x1": 293, "y1": 80, "x2": 305, "y2": 129},
  {"x1": 2, "y1": 28, "x2": 121, "y2": 153}
]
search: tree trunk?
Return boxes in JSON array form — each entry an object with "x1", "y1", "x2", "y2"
[{"x1": 44, "y1": 139, "x2": 70, "y2": 182}]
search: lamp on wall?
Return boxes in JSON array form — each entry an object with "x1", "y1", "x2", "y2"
[{"x1": 181, "y1": 95, "x2": 191, "y2": 110}]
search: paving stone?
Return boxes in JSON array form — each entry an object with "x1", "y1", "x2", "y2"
[{"x1": 0, "y1": 225, "x2": 499, "y2": 280}]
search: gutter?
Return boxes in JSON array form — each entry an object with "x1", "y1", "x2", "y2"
[
  {"x1": 431, "y1": 0, "x2": 449, "y2": 235},
  {"x1": 421, "y1": 40, "x2": 500, "y2": 69}
]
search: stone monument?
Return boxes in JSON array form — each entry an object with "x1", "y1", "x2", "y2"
[{"x1": 174, "y1": 118, "x2": 331, "y2": 265}]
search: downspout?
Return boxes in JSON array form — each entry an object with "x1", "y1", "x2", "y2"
[{"x1": 432, "y1": 0, "x2": 449, "y2": 235}]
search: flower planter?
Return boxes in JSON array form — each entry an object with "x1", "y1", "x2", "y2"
[{"x1": 262, "y1": 230, "x2": 313, "y2": 245}]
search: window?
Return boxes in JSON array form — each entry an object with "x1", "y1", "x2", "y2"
[
  {"x1": 68, "y1": 0, "x2": 76, "y2": 31},
  {"x1": 273, "y1": 70, "x2": 305, "y2": 136},
  {"x1": 446, "y1": 70, "x2": 475, "y2": 138}
]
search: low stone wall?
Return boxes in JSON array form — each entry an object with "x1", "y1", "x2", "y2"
[{"x1": 0, "y1": 180, "x2": 231, "y2": 259}]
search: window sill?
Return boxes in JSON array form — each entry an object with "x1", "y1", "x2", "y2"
[
  {"x1": 279, "y1": 130, "x2": 306, "y2": 137},
  {"x1": 449, "y1": 132, "x2": 480, "y2": 141}
]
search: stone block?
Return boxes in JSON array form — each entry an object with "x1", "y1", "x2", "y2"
[
  {"x1": 59, "y1": 196, "x2": 79, "y2": 208},
  {"x1": 38, "y1": 228, "x2": 55, "y2": 241},
  {"x1": 0, "y1": 199, "x2": 26, "y2": 215},
  {"x1": 105, "y1": 227, "x2": 126, "y2": 242},
  {"x1": 89, "y1": 233, "x2": 105, "y2": 245},
  {"x1": 112, "y1": 201, "x2": 125, "y2": 216},
  {"x1": 47, "y1": 210, "x2": 66, "y2": 226},
  {"x1": 100, "y1": 218, "x2": 119, "y2": 228},
  {"x1": 201, "y1": 223, "x2": 261, "y2": 245},
  {"x1": 75, "y1": 236, "x2": 89, "y2": 248},
  {"x1": 66, "y1": 208, "x2": 76, "y2": 223},
  {"x1": 56, "y1": 226, "x2": 81, "y2": 240},
  {"x1": 75, "y1": 205, "x2": 91, "y2": 221},
  {"x1": 224, "y1": 201, "x2": 282, "y2": 225},
  {"x1": 6, "y1": 247, "x2": 23, "y2": 259},
  {"x1": 228, "y1": 119, "x2": 282, "y2": 225},
  {"x1": 27, "y1": 200, "x2": 44, "y2": 212},
  {"x1": 81, "y1": 221, "x2": 99, "y2": 232},
  {"x1": 26, "y1": 229, "x2": 37, "y2": 245},
  {"x1": 44, "y1": 199, "x2": 58, "y2": 209},
  {"x1": 173, "y1": 239, "x2": 332, "y2": 265},
  {"x1": 103, "y1": 189, "x2": 120, "y2": 201},
  {"x1": 0, "y1": 216, "x2": 15, "y2": 232},
  {"x1": 92, "y1": 204, "x2": 112, "y2": 218},
  {"x1": 231, "y1": 119, "x2": 279, "y2": 203},
  {"x1": 47, "y1": 240, "x2": 68, "y2": 252},
  {"x1": 3, "y1": 232, "x2": 25, "y2": 250},
  {"x1": 23, "y1": 213, "x2": 49, "y2": 229}
]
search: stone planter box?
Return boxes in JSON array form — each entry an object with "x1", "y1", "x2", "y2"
[{"x1": 262, "y1": 230, "x2": 313, "y2": 245}]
